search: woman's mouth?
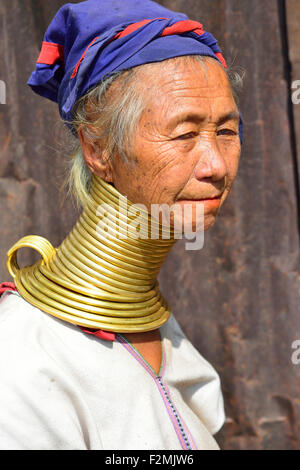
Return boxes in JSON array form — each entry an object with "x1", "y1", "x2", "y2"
[{"x1": 176, "y1": 196, "x2": 222, "y2": 208}]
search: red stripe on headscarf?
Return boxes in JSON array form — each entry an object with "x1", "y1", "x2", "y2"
[
  {"x1": 161, "y1": 19, "x2": 204, "y2": 37},
  {"x1": 70, "y1": 36, "x2": 100, "y2": 79},
  {"x1": 161, "y1": 20, "x2": 227, "y2": 68},
  {"x1": 215, "y1": 52, "x2": 227, "y2": 68},
  {"x1": 36, "y1": 41, "x2": 64, "y2": 65},
  {"x1": 114, "y1": 18, "x2": 167, "y2": 40}
]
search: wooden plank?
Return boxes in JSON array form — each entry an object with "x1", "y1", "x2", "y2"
[{"x1": 286, "y1": 0, "x2": 300, "y2": 189}]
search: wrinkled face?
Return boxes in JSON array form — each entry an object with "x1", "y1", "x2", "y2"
[{"x1": 104, "y1": 57, "x2": 241, "y2": 232}]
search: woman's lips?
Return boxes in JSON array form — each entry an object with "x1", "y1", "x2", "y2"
[{"x1": 176, "y1": 197, "x2": 222, "y2": 208}]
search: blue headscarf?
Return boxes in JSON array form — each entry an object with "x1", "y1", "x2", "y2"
[{"x1": 28, "y1": 0, "x2": 244, "y2": 142}]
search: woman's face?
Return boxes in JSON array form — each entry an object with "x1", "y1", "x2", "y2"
[{"x1": 85, "y1": 57, "x2": 241, "y2": 233}]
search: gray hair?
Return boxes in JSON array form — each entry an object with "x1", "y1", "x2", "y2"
[{"x1": 65, "y1": 55, "x2": 244, "y2": 207}]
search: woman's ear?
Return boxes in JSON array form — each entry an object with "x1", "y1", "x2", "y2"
[{"x1": 77, "y1": 126, "x2": 113, "y2": 183}]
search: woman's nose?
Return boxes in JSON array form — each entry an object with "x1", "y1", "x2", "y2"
[{"x1": 193, "y1": 139, "x2": 227, "y2": 182}]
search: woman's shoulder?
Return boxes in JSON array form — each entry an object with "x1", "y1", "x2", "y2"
[
  {"x1": 0, "y1": 291, "x2": 109, "y2": 377},
  {"x1": 0, "y1": 290, "x2": 38, "y2": 334},
  {"x1": 0, "y1": 291, "x2": 122, "y2": 380},
  {"x1": 0, "y1": 290, "x2": 79, "y2": 342}
]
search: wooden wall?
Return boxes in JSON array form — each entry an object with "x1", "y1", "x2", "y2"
[{"x1": 1, "y1": 0, "x2": 300, "y2": 449}]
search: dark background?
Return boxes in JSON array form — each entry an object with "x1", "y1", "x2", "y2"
[{"x1": 1, "y1": 0, "x2": 300, "y2": 450}]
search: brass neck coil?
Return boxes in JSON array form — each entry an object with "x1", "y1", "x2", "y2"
[{"x1": 7, "y1": 176, "x2": 179, "y2": 332}]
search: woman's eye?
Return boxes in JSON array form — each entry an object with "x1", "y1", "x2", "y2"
[
  {"x1": 217, "y1": 129, "x2": 237, "y2": 136},
  {"x1": 176, "y1": 132, "x2": 197, "y2": 140}
]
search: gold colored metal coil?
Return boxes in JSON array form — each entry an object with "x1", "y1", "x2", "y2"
[{"x1": 7, "y1": 176, "x2": 178, "y2": 332}]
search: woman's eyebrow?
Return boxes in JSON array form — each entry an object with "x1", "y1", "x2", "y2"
[
  {"x1": 217, "y1": 111, "x2": 240, "y2": 125},
  {"x1": 167, "y1": 110, "x2": 239, "y2": 128}
]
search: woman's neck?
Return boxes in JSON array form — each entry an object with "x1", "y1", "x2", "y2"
[{"x1": 10, "y1": 175, "x2": 179, "y2": 334}]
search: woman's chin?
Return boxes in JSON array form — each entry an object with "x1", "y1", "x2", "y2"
[{"x1": 167, "y1": 213, "x2": 217, "y2": 236}]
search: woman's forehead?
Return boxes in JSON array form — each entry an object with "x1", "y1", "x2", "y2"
[
  {"x1": 138, "y1": 58, "x2": 231, "y2": 98},
  {"x1": 137, "y1": 59, "x2": 236, "y2": 124}
]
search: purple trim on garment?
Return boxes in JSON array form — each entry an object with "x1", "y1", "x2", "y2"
[{"x1": 116, "y1": 333, "x2": 196, "y2": 450}]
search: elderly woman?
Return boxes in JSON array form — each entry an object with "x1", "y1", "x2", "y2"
[{"x1": 0, "y1": 0, "x2": 243, "y2": 450}]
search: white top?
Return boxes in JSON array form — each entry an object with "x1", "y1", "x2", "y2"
[{"x1": 0, "y1": 291, "x2": 225, "y2": 450}]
